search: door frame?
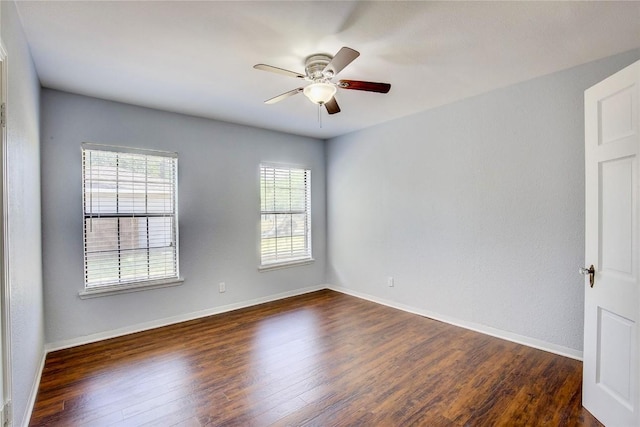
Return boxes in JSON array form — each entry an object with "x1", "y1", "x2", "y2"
[{"x1": 0, "y1": 39, "x2": 12, "y2": 424}]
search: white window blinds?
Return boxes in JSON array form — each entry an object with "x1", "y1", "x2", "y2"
[
  {"x1": 82, "y1": 144, "x2": 179, "y2": 288},
  {"x1": 260, "y1": 165, "x2": 311, "y2": 266}
]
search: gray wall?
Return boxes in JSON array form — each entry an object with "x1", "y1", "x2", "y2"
[
  {"x1": 41, "y1": 90, "x2": 326, "y2": 345},
  {"x1": 32, "y1": 37, "x2": 640, "y2": 421},
  {"x1": 326, "y1": 49, "x2": 640, "y2": 353},
  {"x1": 1, "y1": 2, "x2": 44, "y2": 426}
]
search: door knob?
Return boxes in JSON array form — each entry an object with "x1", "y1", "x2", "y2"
[{"x1": 580, "y1": 265, "x2": 596, "y2": 288}]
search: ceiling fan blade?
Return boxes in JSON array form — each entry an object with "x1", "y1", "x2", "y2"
[
  {"x1": 338, "y1": 80, "x2": 391, "y2": 93},
  {"x1": 323, "y1": 47, "x2": 360, "y2": 77},
  {"x1": 254, "y1": 64, "x2": 306, "y2": 79},
  {"x1": 325, "y1": 97, "x2": 341, "y2": 115},
  {"x1": 264, "y1": 88, "x2": 303, "y2": 104}
]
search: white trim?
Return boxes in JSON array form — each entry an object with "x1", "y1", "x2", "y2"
[
  {"x1": 35, "y1": 283, "x2": 583, "y2": 423},
  {"x1": 47, "y1": 284, "x2": 327, "y2": 352},
  {"x1": 78, "y1": 277, "x2": 184, "y2": 299},
  {"x1": 54, "y1": 283, "x2": 583, "y2": 360},
  {"x1": 258, "y1": 164, "x2": 312, "y2": 267},
  {"x1": 328, "y1": 285, "x2": 583, "y2": 361},
  {"x1": 81, "y1": 142, "x2": 177, "y2": 158},
  {"x1": 0, "y1": 39, "x2": 12, "y2": 426},
  {"x1": 20, "y1": 351, "x2": 45, "y2": 427},
  {"x1": 259, "y1": 161, "x2": 311, "y2": 170},
  {"x1": 81, "y1": 146, "x2": 180, "y2": 290},
  {"x1": 258, "y1": 258, "x2": 314, "y2": 272}
]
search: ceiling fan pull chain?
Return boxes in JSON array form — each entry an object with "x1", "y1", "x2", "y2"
[{"x1": 318, "y1": 104, "x2": 322, "y2": 128}]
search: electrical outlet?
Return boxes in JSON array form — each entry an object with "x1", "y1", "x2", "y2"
[
  {"x1": 219, "y1": 282, "x2": 226, "y2": 293},
  {"x1": 387, "y1": 277, "x2": 394, "y2": 287}
]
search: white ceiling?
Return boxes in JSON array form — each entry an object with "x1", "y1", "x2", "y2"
[{"x1": 15, "y1": 1, "x2": 640, "y2": 139}]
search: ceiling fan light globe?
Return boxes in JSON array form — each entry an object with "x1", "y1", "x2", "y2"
[{"x1": 303, "y1": 83, "x2": 336, "y2": 105}]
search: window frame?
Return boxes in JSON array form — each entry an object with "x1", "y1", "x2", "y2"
[
  {"x1": 258, "y1": 163, "x2": 313, "y2": 271},
  {"x1": 79, "y1": 143, "x2": 182, "y2": 298}
]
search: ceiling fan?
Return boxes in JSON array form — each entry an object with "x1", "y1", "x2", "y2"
[{"x1": 254, "y1": 47, "x2": 391, "y2": 115}]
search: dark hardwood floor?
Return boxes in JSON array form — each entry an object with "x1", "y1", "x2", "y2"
[{"x1": 31, "y1": 289, "x2": 601, "y2": 426}]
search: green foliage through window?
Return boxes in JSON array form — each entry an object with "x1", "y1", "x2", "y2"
[
  {"x1": 82, "y1": 144, "x2": 179, "y2": 288},
  {"x1": 260, "y1": 165, "x2": 311, "y2": 265}
]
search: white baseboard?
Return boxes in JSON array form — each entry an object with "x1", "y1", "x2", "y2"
[
  {"x1": 46, "y1": 283, "x2": 583, "y2": 360},
  {"x1": 45, "y1": 284, "x2": 327, "y2": 353},
  {"x1": 34, "y1": 283, "x2": 582, "y2": 427},
  {"x1": 328, "y1": 285, "x2": 583, "y2": 361},
  {"x1": 20, "y1": 349, "x2": 46, "y2": 427}
]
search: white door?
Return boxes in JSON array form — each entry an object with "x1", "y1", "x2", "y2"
[{"x1": 584, "y1": 60, "x2": 640, "y2": 426}]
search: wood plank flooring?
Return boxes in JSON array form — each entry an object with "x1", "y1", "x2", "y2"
[{"x1": 31, "y1": 289, "x2": 601, "y2": 426}]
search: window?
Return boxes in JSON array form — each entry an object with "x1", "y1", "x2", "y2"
[
  {"x1": 81, "y1": 143, "x2": 180, "y2": 293},
  {"x1": 260, "y1": 164, "x2": 312, "y2": 268}
]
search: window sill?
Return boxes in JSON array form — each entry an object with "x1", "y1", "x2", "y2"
[
  {"x1": 259, "y1": 258, "x2": 314, "y2": 272},
  {"x1": 78, "y1": 277, "x2": 184, "y2": 299}
]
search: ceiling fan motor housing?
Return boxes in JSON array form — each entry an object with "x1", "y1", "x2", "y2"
[{"x1": 305, "y1": 54, "x2": 333, "y2": 81}]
